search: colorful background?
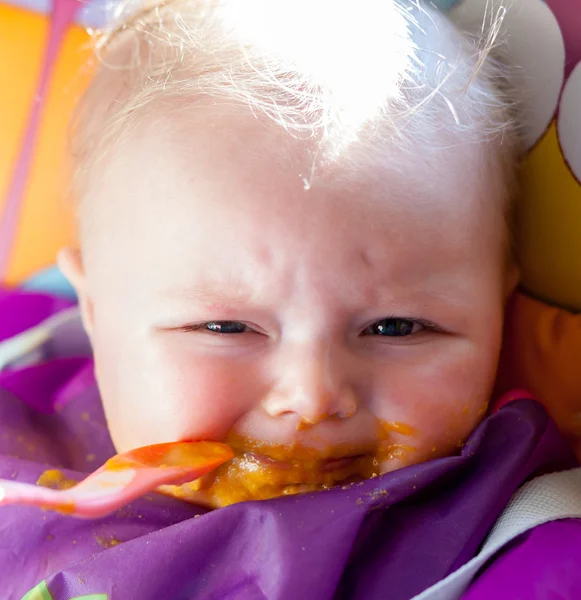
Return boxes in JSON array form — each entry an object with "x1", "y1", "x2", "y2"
[
  {"x1": 0, "y1": 0, "x2": 107, "y2": 284},
  {"x1": 0, "y1": 0, "x2": 580, "y2": 311}
]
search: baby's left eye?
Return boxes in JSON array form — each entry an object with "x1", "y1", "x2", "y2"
[
  {"x1": 203, "y1": 321, "x2": 251, "y2": 334},
  {"x1": 361, "y1": 318, "x2": 423, "y2": 337}
]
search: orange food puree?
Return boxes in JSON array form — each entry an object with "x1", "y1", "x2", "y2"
[
  {"x1": 161, "y1": 425, "x2": 417, "y2": 508},
  {"x1": 36, "y1": 470, "x2": 77, "y2": 515},
  {"x1": 379, "y1": 421, "x2": 417, "y2": 437},
  {"x1": 37, "y1": 469, "x2": 77, "y2": 491}
]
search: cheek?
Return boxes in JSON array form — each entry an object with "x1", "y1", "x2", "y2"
[
  {"x1": 93, "y1": 333, "x2": 265, "y2": 452},
  {"x1": 372, "y1": 338, "x2": 500, "y2": 471}
]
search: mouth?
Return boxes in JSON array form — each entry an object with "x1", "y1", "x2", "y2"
[
  {"x1": 156, "y1": 420, "x2": 420, "y2": 508},
  {"x1": 212, "y1": 451, "x2": 375, "y2": 505},
  {"x1": 246, "y1": 451, "x2": 372, "y2": 473},
  {"x1": 160, "y1": 447, "x2": 378, "y2": 508}
]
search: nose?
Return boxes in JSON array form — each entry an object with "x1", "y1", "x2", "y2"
[{"x1": 262, "y1": 343, "x2": 359, "y2": 424}]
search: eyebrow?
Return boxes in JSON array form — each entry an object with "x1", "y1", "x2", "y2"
[{"x1": 164, "y1": 281, "x2": 256, "y2": 307}]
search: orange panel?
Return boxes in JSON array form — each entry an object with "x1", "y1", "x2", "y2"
[
  {"x1": 5, "y1": 19, "x2": 92, "y2": 282},
  {"x1": 0, "y1": 5, "x2": 47, "y2": 213}
]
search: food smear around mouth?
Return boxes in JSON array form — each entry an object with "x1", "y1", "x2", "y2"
[
  {"x1": 376, "y1": 443, "x2": 417, "y2": 462},
  {"x1": 159, "y1": 423, "x2": 420, "y2": 508},
  {"x1": 378, "y1": 421, "x2": 417, "y2": 438},
  {"x1": 161, "y1": 452, "x2": 378, "y2": 507}
]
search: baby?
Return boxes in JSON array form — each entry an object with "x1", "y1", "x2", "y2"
[
  {"x1": 57, "y1": 0, "x2": 520, "y2": 508},
  {"x1": 6, "y1": 1, "x2": 581, "y2": 598}
]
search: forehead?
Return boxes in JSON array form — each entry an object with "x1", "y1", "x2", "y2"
[{"x1": 82, "y1": 107, "x2": 502, "y2": 277}]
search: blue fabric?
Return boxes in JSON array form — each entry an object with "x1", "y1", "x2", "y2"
[{"x1": 21, "y1": 266, "x2": 77, "y2": 300}]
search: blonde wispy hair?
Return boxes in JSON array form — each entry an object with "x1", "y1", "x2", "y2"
[{"x1": 71, "y1": 0, "x2": 520, "y2": 228}]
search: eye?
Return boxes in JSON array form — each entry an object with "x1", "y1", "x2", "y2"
[
  {"x1": 362, "y1": 318, "x2": 423, "y2": 337},
  {"x1": 202, "y1": 321, "x2": 251, "y2": 334}
]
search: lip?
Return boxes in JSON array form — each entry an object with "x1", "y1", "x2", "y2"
[
  {"x1": 227, "y1": 431, "x2": 378, "y2": 460},
  {"x1": 244, "y1": 451, "x2": 371, "y2": 472},
  {"x1": 320, "y1": 455, "x2": 370, "y2": 472}
]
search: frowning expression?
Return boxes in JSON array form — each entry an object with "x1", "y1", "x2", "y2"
[{"x1": 64, "y1": 110, "x2": 511, "y2": 506}]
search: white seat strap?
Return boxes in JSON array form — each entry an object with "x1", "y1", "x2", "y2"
[{"x1": 411, "y1": 468, "x2": 581, "y2": 600}]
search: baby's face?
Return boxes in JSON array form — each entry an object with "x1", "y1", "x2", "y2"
[{"x1": 64, "y1": 112, "x2": 511, "y2": 506}]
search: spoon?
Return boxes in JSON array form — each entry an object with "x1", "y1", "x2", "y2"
[{"x1": 0, "y1": 440, "x2": 233, "y2": 518}]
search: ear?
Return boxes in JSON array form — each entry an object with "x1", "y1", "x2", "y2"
[{"x1": 57, "y1": 247, "x2": 95, "y2": 341}]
